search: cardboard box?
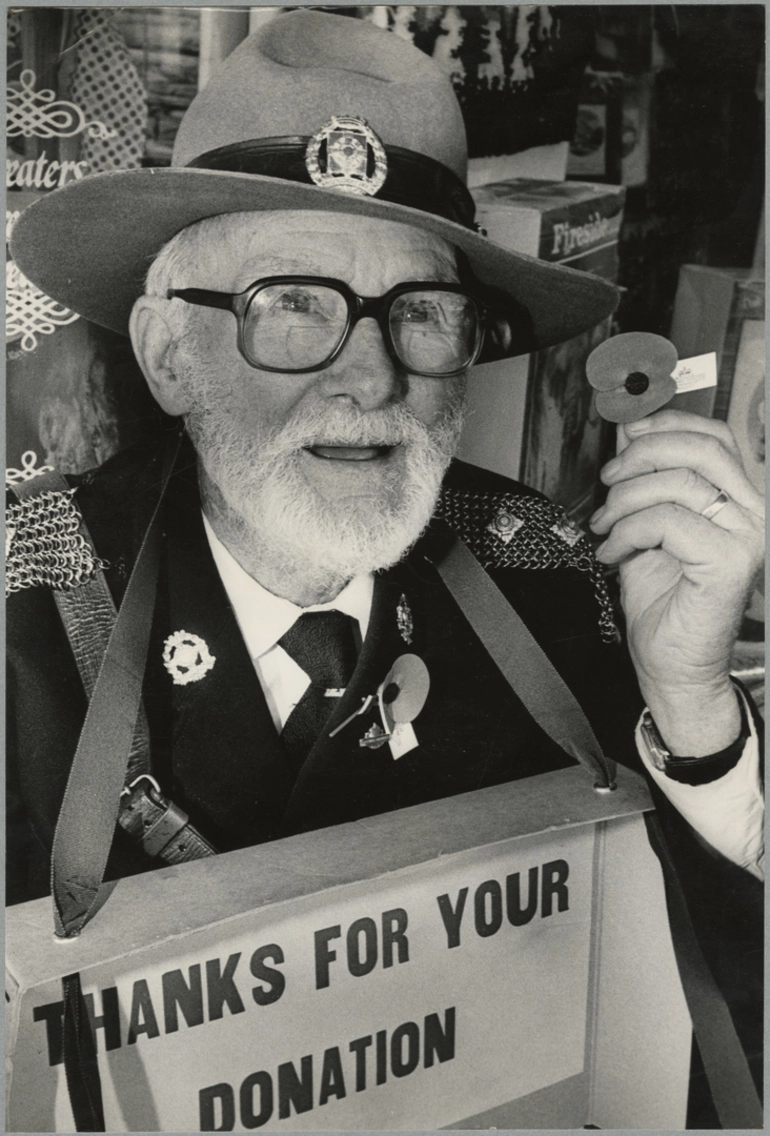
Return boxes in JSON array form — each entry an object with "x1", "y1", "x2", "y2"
[
  {"x1": 6, "y1": 766, "x2": 691, "y2": 1132},
  {"x1": 471, "y1": 178, "x2": 624, "y2": 274},
  {"x1": 458, "y1": 180, "x2": 625, "y2": 521}
]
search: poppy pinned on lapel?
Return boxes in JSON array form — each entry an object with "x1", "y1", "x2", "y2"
[
  {"x1": 355, "y1": 654, "x2": 430, "y2": 756},
  {"x1": 328, "y1": 651, "x2": 429, "y2": 761}
]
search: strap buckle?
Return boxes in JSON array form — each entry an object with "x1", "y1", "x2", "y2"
[
  {"x1": 118, "y1": 774, "x2": 217, "y2": 861},
  {"x1": 121, "y1": 773, "x2": 162, "y2": 800}
]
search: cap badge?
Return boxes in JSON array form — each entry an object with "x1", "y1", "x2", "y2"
[
  {"x1": 305, "y1": 116, "x2": 387, "y2": 197},
  {"x1": 163, "y1": 630, "x2": 216, "y2": 686}
]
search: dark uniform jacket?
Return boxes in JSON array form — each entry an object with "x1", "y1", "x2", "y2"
[{"x1": 6, "y1": 433, "x2": 762, "y2": 1108}]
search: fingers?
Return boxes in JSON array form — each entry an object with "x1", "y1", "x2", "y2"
[
  {"x1": 623, "y1": 409, "x2": 743, "y2": 460},
  {"x1": 595, "y1": 502, "x2": 756, "y2": 574},
  {"x1": 601, "y1": 429, "x2": 764, "y2": 516},
  {"x1": 590, "y1": 468, "x2": 753, "y2": 535}
]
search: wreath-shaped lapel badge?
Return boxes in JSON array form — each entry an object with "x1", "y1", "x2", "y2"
[
  {"x1": 586, "y1": 332, "x2": 678, "y2": 424},
  {"x1": 163, "y1": 630, "x2": 216, "y2": 686}
]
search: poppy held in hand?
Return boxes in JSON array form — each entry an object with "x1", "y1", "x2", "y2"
[{"x1": 586, "y1": 332, "x2": 678, "y2": 423}]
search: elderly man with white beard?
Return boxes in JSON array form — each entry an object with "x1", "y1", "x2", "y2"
[
  {"x1": 7, "y1": 9, "x2": 763, "y2": 1116},
  {"x1": 141, "y1": 212, "x2": 468, "y2": 608}
]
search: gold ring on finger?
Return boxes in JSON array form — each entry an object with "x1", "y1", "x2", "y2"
[{"x1": 700, "y1": 489, "x2": 730, "y2": 521}]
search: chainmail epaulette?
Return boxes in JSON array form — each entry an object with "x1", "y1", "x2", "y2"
[
  {"x1": 437, "y1": 485, "x2": 618, "y2": 643},
  {"x1": 6, "y1": 487, "x2": 107, "y2": 596}
]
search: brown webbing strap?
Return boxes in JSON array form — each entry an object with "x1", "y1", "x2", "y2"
[
  {"x1": 49, "y1": 465, "x2": 166, "y2": 940},
  {"x1": 36, "y1": 432, "x2": 182, "y2": 938},
  {"x1": 435, "y1": 535, "x2": 616, "y2": 789},
  {"x1": 436, "y1": 534, "x2": 762, "y2": 1128},
  {"x1": 14, "y1": 435, "x2": 209, "y2": 1132},
  {"x1": 12, "y1": 467, "x2": 217, "y2": 869}
]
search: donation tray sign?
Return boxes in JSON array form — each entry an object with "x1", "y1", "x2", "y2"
[{"x1": 6, "y1": 767, "x2": 692, "y2": 1132}]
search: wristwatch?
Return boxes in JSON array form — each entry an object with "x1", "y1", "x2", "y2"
[
  {"x1": 639, "y1": 711, "x2": 674, "y2": 773},
  {"x1": 639, "y1": 697, "x2": 750, "y2": 786}
]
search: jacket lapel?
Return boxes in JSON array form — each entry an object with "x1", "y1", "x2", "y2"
[{"x1": 151, "y1": 462, "x2": 293, "y2": 850}]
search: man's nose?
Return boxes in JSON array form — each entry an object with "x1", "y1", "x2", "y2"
[{"x1": 318, "y1": 317, "x2": 405, "y2": 410}]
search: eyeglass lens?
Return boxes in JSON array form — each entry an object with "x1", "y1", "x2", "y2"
[
  {"x1": 241, "y1": 282, "x2": 480, "y2": 374},
  {"x1": 389, "y1": 291, "x2": 479, "y2": 375}
]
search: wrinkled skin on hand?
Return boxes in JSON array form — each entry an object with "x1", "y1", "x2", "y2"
[{"x1": 590, "y1": 409, "x2": 765, "y2": 756}]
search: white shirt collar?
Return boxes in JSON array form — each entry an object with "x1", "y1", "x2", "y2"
[{"x1": 202, "y1": 512, "x2": 374, "y2": 661}]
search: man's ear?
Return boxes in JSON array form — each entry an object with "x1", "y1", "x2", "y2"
[{"x1": 129, "y1": 296, "x2": 193, "y2": 417}]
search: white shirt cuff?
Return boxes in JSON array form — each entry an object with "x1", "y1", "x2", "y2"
[{"x1": 636, "y1": 691, "x2": 764, "y2": 881}]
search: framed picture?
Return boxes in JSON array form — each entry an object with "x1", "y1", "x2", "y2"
[{"x1": 520, "y1": 319, "x2": 613, "y2": 521}]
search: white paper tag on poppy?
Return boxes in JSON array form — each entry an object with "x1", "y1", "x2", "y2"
[
  {"x1": 389, "y1": 721, "x2": 418, "y2": 760},
  {"x1": 672, "y1": 352, "x2": 718, "y2": 393}
]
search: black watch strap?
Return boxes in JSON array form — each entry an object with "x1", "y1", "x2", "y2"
[{"x1": 641, "y1": 691, "x2": 751, "y2": 786}]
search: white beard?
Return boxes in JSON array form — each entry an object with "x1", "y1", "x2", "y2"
[{"x1": 185, "y1": 396, "x2": 465, "y2": 580}]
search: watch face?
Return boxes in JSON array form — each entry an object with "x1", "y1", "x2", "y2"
[{"x1": 640, "y1": 712, "x2": 669, "y2": 772}]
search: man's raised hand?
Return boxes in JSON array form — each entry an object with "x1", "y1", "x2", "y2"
[{"x1": 589, "y1": 409, "x2": 764, "y2": 756}]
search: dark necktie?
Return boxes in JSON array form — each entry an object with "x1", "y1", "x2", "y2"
[{"x1": 278, "y1": 611, "x2": 358, "y2": 774}]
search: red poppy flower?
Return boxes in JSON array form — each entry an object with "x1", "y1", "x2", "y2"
[{"x1": 586, "y1": 332, "x2": 678, "y2": 424}]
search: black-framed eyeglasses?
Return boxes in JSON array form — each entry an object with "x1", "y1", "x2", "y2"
[{"x1": 166, "y1": 276, "x2": 487, "y2": 377}]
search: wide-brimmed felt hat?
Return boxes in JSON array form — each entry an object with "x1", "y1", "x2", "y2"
[{"x1": 10, "y1": 9, "x2": 618, "y2": 350}]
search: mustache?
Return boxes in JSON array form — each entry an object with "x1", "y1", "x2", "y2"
[
  {"x1": 254, "y1": 400, "x2": 464, "y2": 455},
  {"x1": 183, "y1": 371, "x2": 467, "y2": 473}
]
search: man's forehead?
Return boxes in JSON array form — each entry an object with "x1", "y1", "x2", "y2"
[{"x1": 187, "y1": 209, "x2": 458, "y2": 288}]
